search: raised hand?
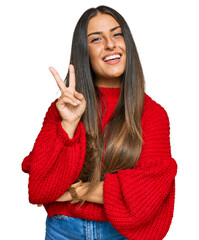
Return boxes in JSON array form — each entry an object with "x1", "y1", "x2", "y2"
[{"x1": 49, "y1": 65, "x2": 86, "y2": 128}]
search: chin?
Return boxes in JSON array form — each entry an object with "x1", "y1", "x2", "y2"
[{"x1": 107, "y1": 69, "x2": 125, "y2": 78}]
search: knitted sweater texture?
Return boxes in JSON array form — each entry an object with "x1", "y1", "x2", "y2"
[{"x1": 22, "y1": 87, "x2": 177, "y2": 240}]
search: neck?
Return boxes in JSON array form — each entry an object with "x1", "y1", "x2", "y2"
[{"x1": 95, "y1": 76, "x2": 122, "y2": 88}]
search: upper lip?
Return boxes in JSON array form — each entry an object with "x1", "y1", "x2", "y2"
[{"x1": 102, "y1": 52, "x2": 122, "y2": 61}]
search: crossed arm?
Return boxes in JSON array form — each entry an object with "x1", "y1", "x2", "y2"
[
  {"x1": 31, "y1": 67, "x2": 103, "y2": 207},
  {"x1": 56, "y1": 181, "x2": 104, "y2": 204},
  {"x1": 37, "y1": 181, "x2": 104, "y2": 207}
]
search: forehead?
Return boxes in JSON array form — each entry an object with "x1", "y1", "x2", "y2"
[{"x1": 87, "y1": 13, "x2": 120, "y2": 34}]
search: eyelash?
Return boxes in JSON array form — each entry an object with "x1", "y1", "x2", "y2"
[
  {"x1": 90, "y1": 33, "x2": 123, "y2": 43},
  {"x1": 114, "y1": 33, "x2": 123, "y2": 37},
  {"x1": 91, "y1": 38, "x2": 100, "y2": 43}
]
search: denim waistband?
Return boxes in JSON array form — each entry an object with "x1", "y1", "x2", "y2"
[{"x1": 45, "y1": 215, "x2": 128, "y2": 240}]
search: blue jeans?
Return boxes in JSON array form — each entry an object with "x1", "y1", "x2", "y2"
[{"x1": 45, "y1": 215, "x2": 128, "y2": 240}]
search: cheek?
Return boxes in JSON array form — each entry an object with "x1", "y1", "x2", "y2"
[
  {"x1": 89, "y1": 43, "x2": 104, "y2": 59},
  {"x1": 118, "y1": 39, "x2": 126, "y2": 53},
  {"x1": 120, "y1": 41, "x2": 127, "y2": 65},
  {"x1": 123, "y1": 46, "x2": 127, "y2": 55},
  {"x1": 89, "y1": 47, "x2": 102, "y2": 69},
  {"x1": 89, "y1": 48, "x2": 96, "y2": 65}
]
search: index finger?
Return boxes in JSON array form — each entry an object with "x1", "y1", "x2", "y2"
[
  {"x1": 68, "y1": 64, "x2": 76, "y2": 90},
  {"x1": 49, "y1": 66, "x2": 67, "y2": 93}
]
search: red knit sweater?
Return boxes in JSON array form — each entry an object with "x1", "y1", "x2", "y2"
[{"x1": 22, "y1": 87, "x2": 177, "y2": 240}]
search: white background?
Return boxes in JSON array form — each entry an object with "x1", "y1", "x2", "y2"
[{"x1": 0, "y1": 0, "x2": 198, "y2": 239}]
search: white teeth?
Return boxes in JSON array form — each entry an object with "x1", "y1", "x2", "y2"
[{"x1": 104, "y1": 54, "x2": 121, "y2": 61}]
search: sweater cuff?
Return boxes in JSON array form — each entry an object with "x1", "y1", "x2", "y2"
[{"x1": 57, "y1": 121, "x2": 85, "y2": 146}]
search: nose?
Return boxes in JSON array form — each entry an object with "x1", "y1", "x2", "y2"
[{"x1": 104, "y1": 37, "x2": 116, "y2": 50}]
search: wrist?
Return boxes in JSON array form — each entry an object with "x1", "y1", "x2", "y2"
[
  {"x1": 83, "y1": 181, "x2": 104, "y2": 204},
  {"x1": 61, "y1": 120, "x2": 79, "y2": 139}
]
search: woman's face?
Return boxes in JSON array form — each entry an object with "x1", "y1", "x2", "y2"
[{"x1": 87, "y1": 13, "x2": 126, "y2": 86}]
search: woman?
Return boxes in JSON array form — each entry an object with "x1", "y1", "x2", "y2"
[{"x1": 22, "y1": 5, "x2": 177, "y2": 240}]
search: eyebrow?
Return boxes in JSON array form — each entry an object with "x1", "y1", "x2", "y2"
[{"x1": 87, "y1": 26, "x2": 121, "y2": 37}]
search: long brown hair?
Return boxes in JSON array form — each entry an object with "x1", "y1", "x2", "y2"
[{"x1": 64, "y1": 6, "x2": 145, "y2": 202}]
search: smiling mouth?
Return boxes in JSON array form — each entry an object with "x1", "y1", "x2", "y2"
[{"x1": 103, "y1": 54, "x2": 121, "y2": 62}]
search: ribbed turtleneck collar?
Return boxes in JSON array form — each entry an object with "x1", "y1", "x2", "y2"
[{"x1": 97, "y1": 86, "x2": 121, "y2": 99}]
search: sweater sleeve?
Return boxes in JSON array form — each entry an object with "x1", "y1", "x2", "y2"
[
  {"x1": 103, "y1": 103, "x2": 177, "y2": 240},
  {"x1": 21, "y1": 99, "x2": 86, "y2": 204}
]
